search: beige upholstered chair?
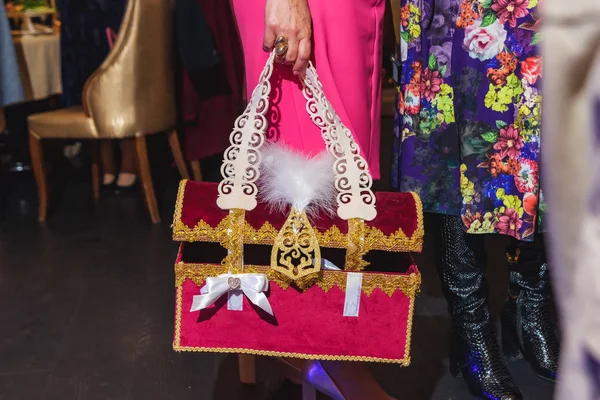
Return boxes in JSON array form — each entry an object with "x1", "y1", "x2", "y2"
[{"x1": 28, "y1": 0, "x2": 188, "y2": 223}]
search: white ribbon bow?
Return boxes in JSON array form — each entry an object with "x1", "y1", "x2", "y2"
[{"x1": 191, "y1": 273, "x2": 274, "y2": 316}]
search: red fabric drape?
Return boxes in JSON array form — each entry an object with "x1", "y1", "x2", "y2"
[{"x1": 182, "y1": 0, "x2": 244, "y2": 161}]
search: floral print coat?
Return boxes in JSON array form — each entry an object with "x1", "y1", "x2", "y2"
[{"x1": 392, "y1": 0, "x2": 545, "y2": 240}]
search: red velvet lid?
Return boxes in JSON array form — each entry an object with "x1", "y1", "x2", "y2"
[{"x1": 172, "y1": 180, "x2": 424, "y2": 253}]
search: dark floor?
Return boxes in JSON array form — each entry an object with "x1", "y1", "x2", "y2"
[{"x1": 0, "y1": 125, "x2": 554, "y2": 400}]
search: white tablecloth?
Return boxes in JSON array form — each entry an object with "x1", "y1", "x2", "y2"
[{"x1": 12, "y1": 33, "x2": 61, "y2": 101}]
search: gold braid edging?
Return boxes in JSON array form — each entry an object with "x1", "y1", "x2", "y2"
[
  {"x1": 411, "y1": 191, "x2": 424, "y2": 250},
  {"x1": 174, "y1": 262, "x2": 421, "y2": 298},
  {"x1": 403, "y1": 296, "x2": 416, "y2": 364},
  {"x1": 172, "y1": 345, "x2": 411, "y2": 365},
  {"x1": 174, "y1": 286, "x2": 183, "y2": 348},
  {"x1": 171, "y1": 179, "x2": 187, "y2": 230},
  {"x1": 172, "y1": 288, "x2": 412, "y2": 365}
]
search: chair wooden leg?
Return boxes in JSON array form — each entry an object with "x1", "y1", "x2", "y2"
[
  {"x1": 28, "y1": 133, "x2": 48, "y2": 222},
  {"x1": 167, "y1": 130, "x2": 189, "y2": 179},
  {"x1": 238, "y1": 355, "x2": 256, "y2": 384},
  {"x1": 91, "y1": 142, "x2": 100, "y2": 203},
  {"x1": 190, "y1": 160, "x2": 203, "y2": 182},
  {"x1": 134, "y1": 136, "x2": 160, "y2": 224}
]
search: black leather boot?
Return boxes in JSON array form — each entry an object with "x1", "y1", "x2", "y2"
[
  {"x1": 501, "y1": 235, "x2": 559, "y2": 382},
  {"x1": 438, "y1": 215, "x2": 522, "y2": 400}
]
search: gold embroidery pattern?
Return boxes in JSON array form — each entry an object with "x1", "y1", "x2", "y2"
[
  {"x1": 344, "y1": 218, "x2": 370, "y2": 271},
  {"x1": 173, "y1": 216, "x2": 423, "y2": 252},
  {"x1": 221, "y1": 209, "x2": 246, "y2": 273},
  {"x1": 172, "y1": 282, "x2": 413, "y2": 366},
  {"x1": 174, "y1": 262, "x2": 421, "y2": 298},
  {"x1": 271, "y1": 208, "x2": 321, "y2": 281},
  {"x1": 172, "y1": 181, "x2": 425, "y2": 253}
]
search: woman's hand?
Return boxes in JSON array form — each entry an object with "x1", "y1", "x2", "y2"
[{"x1": 263, "y1": 0, "x2": 312, "y2": 76}]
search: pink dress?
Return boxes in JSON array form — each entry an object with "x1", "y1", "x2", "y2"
[{"x1": 231, "y1": 0, "x2": 384, "y2": 179}]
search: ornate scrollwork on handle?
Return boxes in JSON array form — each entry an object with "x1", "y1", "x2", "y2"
[
  {"x1": 302, "y1": 65, "x2": 377, "y2": 221},
  {"x1": 217, "y1": 53, "x2": 276, "y2": 211}
]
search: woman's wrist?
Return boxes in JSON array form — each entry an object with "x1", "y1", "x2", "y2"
[{"x1": 264, "y1": 0, "x2": 313, "y2": 74}]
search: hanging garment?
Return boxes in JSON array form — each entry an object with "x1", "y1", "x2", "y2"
[
  {"x1": 180, "y1": 0, "x2": 244, "y2": 162},
  {"x1": 176, "y1": 0, "x2": 231, "y2": 99},
  {"x1": 393, "y1": 0, "x2": 543, "y2": 240},
  {"x1": 231, "y1": 0, "x2": 384, "y2": 179}
]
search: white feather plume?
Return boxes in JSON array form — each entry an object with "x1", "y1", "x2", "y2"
[{"x1": 259, "y1": 144, "x2": 336, "y2": 217}]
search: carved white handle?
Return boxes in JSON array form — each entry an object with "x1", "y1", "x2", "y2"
[
  {"x1": 217, "y1": 53, "x2": 274, "y2": 211},
  {"x1": 217, "y1": 52, "x2": 377, "y2": 221},
  {"x1": 302, "y1": 66, "x2": 377, "y2": 221}
]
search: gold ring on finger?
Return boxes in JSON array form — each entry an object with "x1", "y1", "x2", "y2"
[
  {"x1": 274, "y1": 36, "x2": 287, "y2": 46},
  {"x1": 275, "y1": 43, "x2": 288, "y2": 58},
  {"x1": 274, "y1": 36, "x2": 288, "y2": 58}
]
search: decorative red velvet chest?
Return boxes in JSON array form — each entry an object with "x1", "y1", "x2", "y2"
[{"x1": 172, "y1": 180, "x2": 423, "y2": 365}]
